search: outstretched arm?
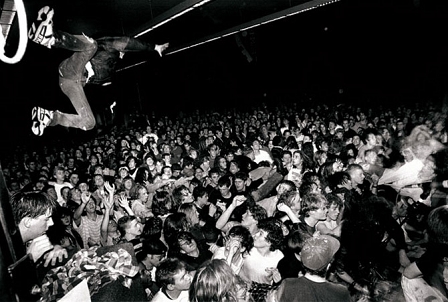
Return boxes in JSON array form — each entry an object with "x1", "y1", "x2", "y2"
[{"x1": 215, "y1": 196, "x2": 246, "y2": 230}]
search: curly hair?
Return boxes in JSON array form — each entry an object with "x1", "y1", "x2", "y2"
[{"x1": 257, "y1": 218, "x2": 284, "y2": 251}]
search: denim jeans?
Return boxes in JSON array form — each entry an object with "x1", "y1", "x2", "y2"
[{"x1": 53, "y1": 33, "x2": 97, "y2": 130}]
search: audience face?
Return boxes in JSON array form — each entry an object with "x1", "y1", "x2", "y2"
[
  {"x1": 218, "y1": 184, "x2": 231, "y2": 197},
  {"x1": 309, "y1": 201, "x2": 329, "y2": 221},
  {"x1": 234, "y1": 177, "x2": 246, "y2": 192},
  {"x1": 170, "y1": 267, "x2": 193, "y2": 291},
  {"x1": 179, "y1": 237, "x2": 198, "y2": 255},
  {"x1": 241, "y1": 210, "x2": 257, "y2": 227},
  {"x1": 210, "y1": 173, "x2": 220, "y2": 186},
  {"x1": 229, "y1": 162, "x2": 239, "y2": 175},
  {"x1": 292, "y1": 152, "x2": 302, "y2": 167},
  {"x1": 327, "y1": 203, "x2": 341, "y2": 221},
  {"x1": 253, "y1": 229, "x2": 270, "y2": 249},
  {"x1": 349, "y1": 168, "x2": 365, "y2": 186},
  {"x1": 125, "y1": 218, "x2": 143, "y2": 237}
]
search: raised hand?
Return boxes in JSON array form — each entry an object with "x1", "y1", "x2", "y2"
[
  {"x1": 104, "y1": 181, "x2": 115, "y2": 195},
  {"x1": 232, "y1": 195, "x2": 247, "y2": 208},
  {"x1": 118, "y1": 194, "x2": 130, "y2": 209},
  {"x1": 81, "y1": 191, "x2": 91, "y2": 204}
]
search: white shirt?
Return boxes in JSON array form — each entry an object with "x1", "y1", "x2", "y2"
[{"x1": 239, "y1": 248, "x2": 284, "y2": 284}]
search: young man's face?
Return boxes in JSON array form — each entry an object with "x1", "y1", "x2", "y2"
[
  {"x1": 149, "y1": 254, "x2": 165, "y2": 267},
  {"x1": 350, "y1": 168, "x2": 365, "y2": 186},
  {"x1": 309, "y1": 201, "x2": 328, "y2": 221},
  {"x1": 229, "y1": 162, "x2": 239, "y2": 175},
  {"x1": 253, "y1": 229, "x2": 271, "y2": 249},
  {"x1": 170, "y1": 268, "x2": 193, "y2": 291},
  {"x1": 69, "y1": 174, "x2": 79, "y2": 186},
  {"x1": 241, "y1": 210, "x2": 256, "y2": 227},
  {"x1": 234, "y1": 178, "x2": 245, "y2": 192},
  {"x1": 210, "y1": 173, "x2": 220, "y2": 185},
  {"x1": 55, "y1": 170, "x2": 66, "y2": 181},
  {"x1": 28, "y1": 209, "x2": 54, "y2": 240},
  {"x1": 126, "y1": 219, "x2": 142, "y2": 237},
  {"x1": 218, "y1": 184, "x2": 231, "y2": 197},
  {"x1": 179, "y1": 237, "x2": 197, "y2": 255}
]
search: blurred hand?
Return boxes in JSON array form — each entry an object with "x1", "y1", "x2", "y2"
[{"x1": 43, "y1": 244, "x2": 68, "y2": 267}]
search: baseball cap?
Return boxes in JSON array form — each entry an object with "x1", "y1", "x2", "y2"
[{"x1": 301, "y1": 235, "x2": 340, "y2": 271}]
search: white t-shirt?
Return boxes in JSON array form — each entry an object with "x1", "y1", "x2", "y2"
[{"x1": 239, "y1": 248, "x2": 284, "y2": 284}]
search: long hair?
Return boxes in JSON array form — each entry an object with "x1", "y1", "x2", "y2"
[{"x1": 190, "y1": 259, "x2": 239, "y2": 302}]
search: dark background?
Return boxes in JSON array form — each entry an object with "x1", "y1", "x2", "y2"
[{"x1": 1, "y1": 0, "x2": 448, "y2": 157}]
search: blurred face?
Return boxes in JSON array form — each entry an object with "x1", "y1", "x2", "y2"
[
  {"x1": 327, "y1": 203, "x2": 340, "y2": 221},
  {"x1": 123, "y1": 179, "x2": 134, "y2": 190},
  {"x1": 60, "y1": 214, "x2": 71, "y2": 227},
  {"x1": 119, "y1": 169, "x2": 129, "y2": 178},
  {"x1": 83, "y1": 198, "x2": 96, "y2": 213},
  {"x1": 146, "y1": 254, "x2": 165, "y2": 268},
  {"x1": 126, "y1": 219, "x2": 142, "y2": 237},
  {"x1": 162, "y1": 167, "x2": 172, "y2": 178},
  {"x1": 289, "y1": 194, "x2": 301, "y2": 213},
  {"x1": 171, "y1": 268, "x2": 193, "y2": 291},
  {"x1": 181, "y1": 190, "x2": 194, "y2": 204},
  {"x1": 94, "y1": 175, "x2": 104, "y2": 187},
  {"x1": 229, "y1": 162, "x2": 239, "y2": 175},
  {"x1": 108, "y1": 219, "x2": 118, "y2": 233},
  {"x1": 282, "y1": 154, "x2": 292, "y2": 166},
  {"x1": 402, "y1": 148, "x2": 414, "y2": 162},
  {"x1": 251, "y1": 140, "x2": 261, "y2": 150},
  {"x1": 155, "y1": 161, "x2": 163, "y2": 173},
  {"x1": 210, "y1": 173, "x2": 220, "y2": 185},
  {"x1": 366, "y1": 133, "x2": 377, "y2": 146},
  {"x1": 78, "y1": 182, "x2": 89, "y2": 193},
  {"x1": 218, "y1": 158, "x2": 227, "y2": 170},
  {"x1": 309, "y1": 201, "x2": 328, "y2": 221},
  {"x1": 46, "y1": 188, "x2": 57, "y2": 201},
  {"x1": 138, "y1": 188, "x2": 149, "y2": 202},
  {"x1": 194, "y1": 168, "x2": 204, "y2": 180},
  {"x1": 253, "y1": 229, "x2": 270, "y2": 249},
  {"x1": 242, "y1": 210, "x2": 256, "y2": 227},
  {"x1": 234, "y1": 178, "x2": 245, "y2": 192},
  {"x1": 146, "y1": 157, "x2": 155, "y2": 166},
  {"x1": 55, "y1": 170, "x2": 65, "y2": 181},
  {"x1": 179, "y1": 237, "x2": 198, "y2": 255},
  {"x1": 350, "y1": 168, "x2": 365, "y2": 186},
  {"x1": 28, "y1": 209, "x2": 54, "y2": 240},
  {"x1": 219, "y1": 184, "x2": 231, "y2": 197},
  {"x1": 292, "y1": 152, "x2": 302, "y2": 166}
]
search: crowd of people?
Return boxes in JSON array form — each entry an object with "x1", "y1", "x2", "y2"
[{"x1": 5, "y1": 98, "x2": 448, "y2": 302}]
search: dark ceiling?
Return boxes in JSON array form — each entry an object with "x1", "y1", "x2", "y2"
[{"x1": 1, "y1": 0, "x2": 448, "y2": 152}]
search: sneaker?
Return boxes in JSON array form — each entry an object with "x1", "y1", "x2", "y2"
[
  {"x1": 31, "y1": 106, "x2": 53, "y2": 136},
  {"x1": 28, "y1": 6, "x2": 55, "y2": 48}
]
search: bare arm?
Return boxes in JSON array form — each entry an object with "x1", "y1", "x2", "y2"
[
  {"x1": 215, "y1": 196, "x2": 246, "y2": 230},
  {"x1": 101, "y1": 182, "x2": 115, "y2": 246},
  {"x1": 73, "y1": 192, "x2": 91, "y2": 227}
]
